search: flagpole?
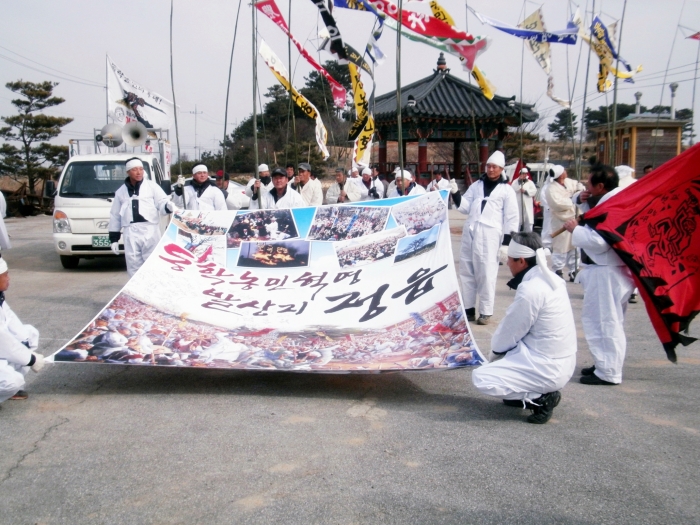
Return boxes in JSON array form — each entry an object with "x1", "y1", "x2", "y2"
[
  {"x1": 222, "y1": 0, "x2": 243, "y2": 177},
  {"x1": 396, "y1": 0, "x2": 404, "y2": 181},
  {"x1": 288, "y1": 0, "x2": 298, "y2": 172},
  {"x1": 252, "y1": 2, "x2": 260, "y2": 181},
  {"x1": 576, "y1": 0, "x2": 595, "y2": 177},
  {"x1": 169, "y1": 0, "x2": 186, "y2": 208},
  {"x1": 105, "y1": 55, "x2": 109, "y2": 126},
  {"x1": 518, "y1": 1, "x2": 526, "y2": 161},
  {"x1": 609, "y1": 0, "x2": 628, "y2": 165},
  {"x1": 691, "y1": 38, "x2": 700, "y2": 145}
]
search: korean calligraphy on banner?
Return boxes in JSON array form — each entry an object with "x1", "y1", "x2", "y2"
[
  {"x1": 50, "y1": 192, "x2": 483, "y2": 372},
  {"x1": 106, "y1": 56, "x2": 173, "y2": 129}
]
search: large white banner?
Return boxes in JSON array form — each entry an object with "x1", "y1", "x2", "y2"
[
  {"x1": 50, "y1": 192, "x2": 483, "y2": 372},
  {"x1": 107, "y1": 56, "x2": 173, "y2": 129}
]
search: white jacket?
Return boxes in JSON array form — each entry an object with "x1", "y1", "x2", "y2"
[
  {"x1": 325, "y1": 181, "x2": 361, "y2": 204},
  {"x1": 354, "y1": 177, "x2": 384, "y2": 201},
  {"x1": 172, "y1": 183, "x2": 226, "y2": 211},
  {"x1": 458, "y1": 177, "x2": 519, "y2": 234},
  {"x1": 0, "y1": 301, "x2": 37, "y2": 367},
  {"x1": 260, "y1": 187, "x2": 307, "y2": 209},
  {"x1": 298, "y1": 178, "x2": 323, "y2": 206},
  {"x1": 511, "y1": 178, "x2": 537, "y2": 225},
  {"x1": 0, "y1": 190, "x2": 10, "y2": 250},
  {"x1": 223, "y1": 186, "x2": 246, "y2": 210},
  {"x1": 427, "y1": 178, "x2": 451, "y2": 192},
  {"x1": 491, "y1": 266, "x2": 577, "y2": 359},
  {"x1": 572, "y1": 187, "x2": 626, "y2": 266},
  {"x1": 386, "y1": 182, "x2": 427, "y2": 198},
  {"x1": 246, "y1": 178, "x2": 274, "y2": 210},
  {"x1": 109, "y1": 180, "x2": 171, "y2": 233}
]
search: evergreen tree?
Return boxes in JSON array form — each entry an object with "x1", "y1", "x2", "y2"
[
  {"x1": 548, "y1": 109, "x2": 578, "y2": 141},
  {"x1": 0, "y1": 80, "x2": 72, "y2": 193}
]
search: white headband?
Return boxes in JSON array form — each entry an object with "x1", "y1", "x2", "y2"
[
  {"x1": 125, "y1": 159, "x2": 143, "y2": 171},
  {"x1": 0, "y1": 258, "x2": 7, "y2": 274},
  {"x1": 508, "y1": 241, "x2": 560, "y2": 290},
  {"x1": 192, "y1": 164, "x2": 208, "y2": 175}
]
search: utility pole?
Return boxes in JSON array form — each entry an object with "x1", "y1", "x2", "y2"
[{"x1": 188, "y1": 105, "x2": 204, "y2": 160}]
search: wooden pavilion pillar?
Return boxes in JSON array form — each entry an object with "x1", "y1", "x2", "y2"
[
  {"x1": 378, "y1": 140, "x2": 387, "y2": 173},
  {"x1": 402, "y1": 140, "x2": 407, "y2": 169},
  {"x1": 453, "y1": 141, "x2": 462, "y2": 179},
  {"x1": 479, "y1": 138, "x2": 490, "y2": 173},
  {"x1": 418, "y1": 138, "x2": 428, "y2": 175}
]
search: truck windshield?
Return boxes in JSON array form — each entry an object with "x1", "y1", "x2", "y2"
[{"x1": 59, "y1": 161, "x2": 151, "y2": 198}]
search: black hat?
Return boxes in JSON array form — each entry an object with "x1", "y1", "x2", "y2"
[
  {"x1": 271, "y1": 168, "x2": 287, "y2": 178},
  {"x1": 298, "y1": 162, "x2": 311, "y2": 172}
]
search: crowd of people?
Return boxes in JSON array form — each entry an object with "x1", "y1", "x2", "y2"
[
  {"x1": 308, "y1": 205, "x2": 390, "y2": 241},
  {"x1": 172, "y1": 212, "x2": 229, "y2": 236},
  {"x1": 335, "y1": 228, "x2": 406, "y2": 268},
  {"x1": 391, "y1": 192, "x2": 447, "y2": 235},
  {"x1": 227, "y1": 209, "x2": 298, "y2": 248},
  {"x1": 54, "y1": 291, "x2": 479, "y2": 372}
]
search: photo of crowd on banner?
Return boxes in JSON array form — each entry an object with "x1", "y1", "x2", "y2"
[
  {"x1": 171, "y1": 211, "x2": 232, "y2": 266},
  {"x1": 391, "y1": 191, "x2": 447, "y2": 235},
  {"x1": 227, "y1": 209, "x2": 299, "y2": 248},
  {"x1": 237, "y1": 240, "x2": 311, "y2": 268},
  {"x1": 395, "y1": 225, "x2": 440, "y2": 263},
  {"x1": 172, "y1": 211, "x2": 232, "y2": 236},
  {"x1": 308, "y1": 205, "x2": 390, "y2": 241},
  {"x1": 53, "y1": 292, "x2": 482, "y2": 371},
  {"x1": 335, "y1": 227, "x2": 407, "y2": 268}
]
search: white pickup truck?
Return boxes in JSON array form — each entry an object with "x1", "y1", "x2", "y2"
[{"x1": 49, "y1": 152, "x2": 172, "y2": 269}]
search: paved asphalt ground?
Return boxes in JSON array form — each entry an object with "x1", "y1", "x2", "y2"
[{"x1": 1, "y1": 212, "x2": 699, "y2": 525}]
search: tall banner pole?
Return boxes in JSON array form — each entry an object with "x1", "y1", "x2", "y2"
[
  {"x1": 252, "y1": 2, "x2": 260, "y2": 181},
  {"x1": 169, "y1": 0, "x2": 186, "y2": 208},
  {"x1": 396, "y1": 0, "x2": 404, "y2": 181}
]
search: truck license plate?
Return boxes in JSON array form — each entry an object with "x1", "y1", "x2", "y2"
[{"x1": 92, "y1": 235, "x2": 111, "y2": 248}]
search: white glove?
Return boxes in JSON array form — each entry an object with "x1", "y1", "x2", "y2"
[
  {"x1": 31, "y1": 353, "x2": 45, "y2": 373},
  {"x1": 176, "y1": 175, "x2": 186, "y2": 186},
  {"x1": 498, "y1": 245, "x2": 509, "y2": 265},
  {"x1": 111, "y1": 242, "x2": 120, "y2": 256},
  {"x1": 449, "y1": 179, "x2": 459, "y2": 194}
]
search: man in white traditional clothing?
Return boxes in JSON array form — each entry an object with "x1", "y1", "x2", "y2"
[
  {"x1": 172, "y1": 164, "x2": 227, "y2": 211},
  {"x1": 565, "y1": 164, "x2": 635, "y2": 386},
  {"x1": 546, "y1": 165, "x2": 585, "y2": 281},
  {"x1": 540, "y1": 173, "x2": 553, "y2": 249},
  {"x1": 108, "y1": 158, "x2": 173, "y2": 277},
  {"x1": 615, "y1": 165, "x2": 639, "y2": 302},
  {"x1": 215, "y1": 171, "x2": 246, "y2": 210},
  {"x1": 427, "y1": 170, "x2": 451, "y2": 193},
  {"x1": 457, "y1": 151, "x2": 519, "y2": 325},
  {"x1": 325, "y1": 168, "x2": 361, "y2": 204},
  {"x1": 386, "y1": 170, "x2": 426, "y2": 198},
  {"x1": 295, "y1": 162, "x2": 323, "y2": 206},
  {"x1": 0, "y1": 257, "x2": 45, "y2": 404},
  {"x1": 472, "y1": 232, "x2": 577, "y2": 424},
  {"x1": 511, "y1": 168, "x2": 537, "y2": 232},
  {"x1": 260, "y1": 168, "x2": 306, "y2": 209},
  {"x1": 246, "y1": 164, "x2": 273, "y2": 210},
  {"x1": 355, "y1": 167, "x2": 383, "y2": 201},
  {"x1": 0, "y1": 190, "x2": 10, "y2": 252}
]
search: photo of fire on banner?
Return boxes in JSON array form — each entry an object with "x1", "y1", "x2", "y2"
[{"x1": 49, "y1": 191, "x2": 484, "y2": 372}]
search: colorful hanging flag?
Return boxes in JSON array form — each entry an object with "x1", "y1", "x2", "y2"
[
  {"x1": 583, "y1": 16, "x2": 642, "y2": 92},
  {"x1": 256, "y1": 0, "x2": 347, "y2": 108},
  {"x1": 318, "y1": 27, "x2": 374, "y2": 78},
  {"x1": 310, "y1": 0, "x2": 348, "y2": 62},
  {"x1": 259, "y1": 40, "x2": 330, "y2": 160},
  {"x1": 517, "y1": 8, "x2": 570, "y2": 108},
  {"x1": 583, "y1": 144, "x2": 700, "y2": 362},
  {"x1": 687, "y1": 31, "x2": 700, "y2": 41},
  {"x1": 468, "y1": 6, "x2": 578, "y2": 44},
  {"x1": 348, "y1": 63, "x2": 374, "y2": 164},
  {"x1": 371, "y1": 0, "x2": 489, "y2": 71},
  {"x1": 332, "y1": 0, "x2": 386, "y2": 64}
]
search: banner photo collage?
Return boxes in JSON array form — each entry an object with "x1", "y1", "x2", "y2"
[{"x1": 50, "y1": 191, "x2": 484, "y2": 373}]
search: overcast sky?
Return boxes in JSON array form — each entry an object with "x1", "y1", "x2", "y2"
[{"x1": 1, "y1": 0, "x2": 699, "y2": 161}]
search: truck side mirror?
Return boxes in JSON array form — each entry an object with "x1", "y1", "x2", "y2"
[
  {"x1": 160, "y1": 180, "x2": 172, "y2": 195},
  {"x1": 44, "y1": 180, "x2": 56, "y2": 197}
]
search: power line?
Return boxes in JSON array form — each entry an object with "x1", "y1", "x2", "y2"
[
  {"x1": 0, "y1": 44, "x2": 103, "y2": 85},
  {"x1": 0, "y1": 54, "x2": 103, "y2": 88}
]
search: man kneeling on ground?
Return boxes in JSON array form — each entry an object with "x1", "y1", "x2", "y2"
[{"x1": 471, "y1": 232, "x2": 577, "y2": 424}]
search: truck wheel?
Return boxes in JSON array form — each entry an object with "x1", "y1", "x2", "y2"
[{"x1": 60, "y1": 255, "x2": 80, "y2": 269}]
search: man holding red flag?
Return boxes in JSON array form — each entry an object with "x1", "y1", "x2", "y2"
[{"x1": 564, "y1": 165, "x2": 635, "y2": 385}]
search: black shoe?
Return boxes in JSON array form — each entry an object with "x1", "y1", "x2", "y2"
[
  {"x1": 580, "y1": 374, "x2": 617, "y2": 386},
  {"x1": 569, "y1": 271, "x2": 577, "y2": 282},
  {"x1": 527, "y1": 391, "x2": 561, "y2": 424},
  {"x1": 555, "y1": 270, "x2": 563, "y2": 278},
  {"x1": 10, "y1": 390, "x2": 28, "y2": 400},
  {"x1": 476, "y1": 315, "x2": 491, "y2": 325},
  {"x1": 465, "y1": 308, "x2": 476, "y2": 322},
  {"x1": 629, "y1": 293, "x2": 637, "y2": 304},
  {"x1": 581, "y1": 365, "x2": 596, "y2": 376}
]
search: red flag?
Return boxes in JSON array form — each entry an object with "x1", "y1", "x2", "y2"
[
  {"x1": 687, "y1": 32, "x2": 700, "y2": 40},
  {"x1": 508, "y1": 159, "x2": 524, "y2": 184},
  {"x1": 583, "y1": 145, "x2": 700, "y2": 361}
]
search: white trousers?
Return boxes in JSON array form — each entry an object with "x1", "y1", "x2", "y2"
[
  {"x1": 578, "y1": 265, "x2": 635, "y2": 383},
  {"x1": 0, "y1": 360, "x2": 26, "y2": 403},
  {"x1": 124, "y1": 222, "x2": 161, "y2": 277},
  {"x1": 459, "y1": 223, "x2": 501, "y2": 316},
  {"x1": 551, "y1": 250, "x2": 577, "y2": 273},
  {"x1": 541, "y1": 207, "x2": 552, "y2": 248},
  {"x1": 472, "y1": 342, "x2": 576, "y2": 402}
]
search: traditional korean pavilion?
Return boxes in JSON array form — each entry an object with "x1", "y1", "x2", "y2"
[{"x1": 373, "y1": 53, "x2": 538, "y2": 177}]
